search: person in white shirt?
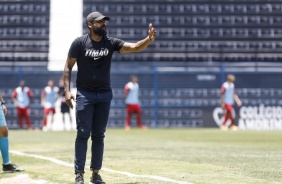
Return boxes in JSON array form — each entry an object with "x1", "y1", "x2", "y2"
[
  {"x1": 11, "y1": 80, "x2": 33, "y2": 129},
  {"x1": 220, "y1": 74, "x2": 242, "y2": 130},
  {"x1": 124, "y1": 75, "x2": 148, "y2": 130},
  {"x1": 41, "y1": 80, "x2": 59, "y2": 131}
]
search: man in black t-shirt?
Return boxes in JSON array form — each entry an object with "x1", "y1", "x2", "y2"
[{"x1": 63, "y1": 11, "x2": 156, "y2": 184}]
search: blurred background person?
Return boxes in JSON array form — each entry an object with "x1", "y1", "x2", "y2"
[
  {"x1": 41, "y1": 80, "x2": 59, "y2": 131},
  {"x1": 124, "y1": 75, "x2": 148, "y2": 130},
  {"x1": 220, "y1": 74, "x2": 242, "y2": 131},
  {"x1": 11, "y1": 80, "x2": 33, "y2": 129},
  {"x1": 58, "y1": 78, "x2": 73, "y2": 130},
  {"x1": 1, "y1": 90, "x2": 23, "y2": 172}
]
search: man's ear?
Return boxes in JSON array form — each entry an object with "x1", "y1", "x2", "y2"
[{"x1": 87, "y1": 22, "x2": 92, "y2": 29}]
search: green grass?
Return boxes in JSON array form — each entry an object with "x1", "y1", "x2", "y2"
[{"x1": 1, "y1": 129, "x2": 282, "y2": 184}]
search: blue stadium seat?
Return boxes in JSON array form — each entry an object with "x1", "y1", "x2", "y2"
[
  {"x1": 0, "y1": 1, "x2": 50, "y2": 67},
  {"x1": 82, "y1": 1, "x2": 282, "y2": 61}
]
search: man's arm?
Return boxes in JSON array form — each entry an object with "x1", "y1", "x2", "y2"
[
  {"x1": 41, "y1": 90, "x2": 45, "y2": 107},
  {"x1": 119, "y1": 23, "x2": 156, "y2": 53},
  {"x1": 63, "y1": 57, "x2": 77, "y2": 109},
  {"x1": 0, "y1": 91, "x2": 7, "y2": 115},
  {"x1": 27, "y1": 88, "x2": 33, "y2": 104},
  {"x1": 28, "y1": 88, "x2": 33, "y2": 98},
  {"x1": 220, "y1": 94, "x2": 225, "y2": 109},
  {"x1": 11, "y1": 90, "x2": 19, "y2": 106},
  {"x1": 123, "y1": 85, "x2": 130, "y2": 99},
  {"x1": 220, "y1": 85, "x2": 225, "y2": 109},
  {"x1": 234, "y1": 94, "x2": 242, "y2": 107}
]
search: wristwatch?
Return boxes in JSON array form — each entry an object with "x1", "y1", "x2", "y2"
[{"x1": 1, "y1": 101, "x2": 5, "y2": 105}]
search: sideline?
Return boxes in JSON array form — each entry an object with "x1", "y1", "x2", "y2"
[
  {"x1": 0, "y1": 174, "x2": 47, "y2": 184},
  {"x1": 10, "y1": 150, "x2": 192, "y2": 184}
]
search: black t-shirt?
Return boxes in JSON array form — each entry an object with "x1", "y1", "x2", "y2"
[{"x1": 68, "y1": 34, "x2": 124, "y2": 91}]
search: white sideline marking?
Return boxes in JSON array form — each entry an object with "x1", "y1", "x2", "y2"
[
  {"x1": 10, "y1": 150, "x2": 73, "y2": 167},
  {"x1": 102, "y1": 167, "x2": 191, "y2": 184},
  {"x1": 10, "y1": 150, "x2": 192, "y2": 184},
  {"x1": 0, "y1": 174, "x2": 47, "y2": 184}
]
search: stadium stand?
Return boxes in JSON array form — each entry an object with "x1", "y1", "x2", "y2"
[
  {"x1": 83, "y1": 0, "x2": 282, "y2": 62},
  {"x1": 1, "y1": 1, "x2": 282, "y2": 128},
  {"x1": 0, "y1": 0, "x2": 50, "y2": 70}
]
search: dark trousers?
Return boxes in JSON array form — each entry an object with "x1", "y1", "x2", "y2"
[{"x1": 74, "y1": 88, "x2": 112, "y2": 173}]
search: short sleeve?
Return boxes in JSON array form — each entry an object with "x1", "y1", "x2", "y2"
[
  {"x1": 27, "y1": 88, "x2": 33, "y2": 97},
  {"x1": 41, "y1": 88, "x2": 46, "y2": 97},
  {"x1": 11, "y1": 89, "x2": 17, "y2": 98},
  {"x1": 112, "y1": 37, "x2": 125, "y2": 52},
  {"x1": 68, "y1": 38, "x2": 81, "y2": 58},
  {"x1": 220, "y1": 84, "x2": 226, "y2": 94},
  {"x1": 55, "y1": 87, "x2": 59, "y2": 93},
  {"x1": 124, "y1": 83, "x2": 130, "y2": 94}
]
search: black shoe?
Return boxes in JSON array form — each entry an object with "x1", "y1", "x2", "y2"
[
  {"x1": 90, "y1": 173, "x2": 106, "y2": 184},
  {"x1": 75, "y1": 173, "x2": 84, "y2": 184},
  {"x1": 2, "y1": 163, "x2": 24, "y2": 173}
]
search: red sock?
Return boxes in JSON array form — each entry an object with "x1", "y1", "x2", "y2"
[{"x1": 43, "y1": 117, "x2": 47, "y2": 127}]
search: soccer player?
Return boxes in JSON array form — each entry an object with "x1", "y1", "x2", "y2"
[
  {"x1": 124, "y1": 75, "x2": 147, "y2": 130},
  {"x1": 220, "y1": 74, "x2": 242, "y2": 131},
  {"x1": 41, "y1": 80, "x2": 59, "y2": 131},
  {"x1": 58, "y1": 78, "x2": 73, "y2": 130},
  {"x1": 0, "y1": 90, "x2": 23, "y2": 172},
  {"x1": 63, "y1": 11, "x2": 156, "y2": 184},
  {"x1": 11, "y1": 80, "x2": 33, "y2": 129}
]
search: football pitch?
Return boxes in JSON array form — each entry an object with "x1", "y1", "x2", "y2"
[{"x1": 0, "y1": 128, "x2": 281, "y2": 184}]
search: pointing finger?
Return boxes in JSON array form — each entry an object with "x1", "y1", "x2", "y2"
[{"x1": 149, "y1": 23, "x2": 152, "y2": 30}]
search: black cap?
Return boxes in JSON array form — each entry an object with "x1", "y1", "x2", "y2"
[{"x1": 86, "y1": 12, "x2": 110, "y2": 23}]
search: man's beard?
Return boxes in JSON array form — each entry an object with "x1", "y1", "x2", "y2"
[{"x1": 93, "y1": 26, "x2": 107, "y2": 36}]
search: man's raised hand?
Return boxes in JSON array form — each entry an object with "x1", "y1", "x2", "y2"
[{"x1": 148, "y1": 23, "x2": 156, "y2": 41}]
